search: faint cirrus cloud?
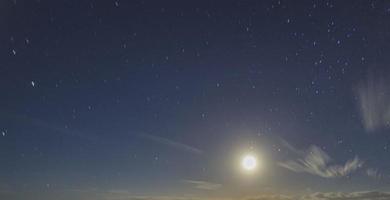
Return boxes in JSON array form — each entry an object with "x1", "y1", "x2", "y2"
[
  {"x1": 278, "y1": 145, "x2": 363, "y2": 178},
  {"x1": 182, "y1": 180, "x2": 222, "y2": 191},
  {"x1": 139, "y1": 133, "x2": 203, "y2": 155},
  {"x1": 300, "y1": 191, "x2": 390, "y2": 200},
  {"x1": 366, "y1": 168, "x2": 383, "y2": 180},
  {"x1": 356, "y1": 73, "x2": 390, "y2": 132}
]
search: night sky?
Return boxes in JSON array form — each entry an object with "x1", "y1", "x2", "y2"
[{"x1": 2, "y1": 1, "x2": 390, "y2": 200}]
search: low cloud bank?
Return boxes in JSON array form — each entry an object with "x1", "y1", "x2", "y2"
[{"x1": 243, "y1": 191, "x2": 390, "y2": 200}]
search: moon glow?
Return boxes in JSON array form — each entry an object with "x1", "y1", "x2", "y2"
[{"x1": 241, "y1": 154, "x2": 257, "y2": 171}]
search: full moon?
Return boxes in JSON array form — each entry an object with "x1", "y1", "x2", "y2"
[{"x1": 241, "y1": 154, "x2": 257, "y2": 171}]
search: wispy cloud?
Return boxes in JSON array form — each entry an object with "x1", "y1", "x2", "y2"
[
  {"x1": 3, "y1": 188, "x2": 390, "y2": 200},
  {"x1": 278, "y1": 137, "x2": 304, "y2": 156},
  {"x1": 182, "y1": 180, "x2": 222, "y2": 191},
  {"x1": 106, "y1": 191, "x2": 390, "y2": 200},
  {"x1": 356, "y1": 73, "x2": 390, "y2": 132},
  {"x1": 241, "y1": 191, "x2": 390, "y2": 200},
  {"x1": 278, "y1": 145, "x2": 363, "y2": 178},
  {"x1": 139, "y1": 133, "x2": 203, "y2": 155},
  {"x1": 300, "y1": 191, "x2": 390, "y2": 200},
  {"x1": 244, "y1": 194, "x2": 293, "y2": 200},
  {"x1": 366, "y1": 168, "x2": 383, "y2": 180}
]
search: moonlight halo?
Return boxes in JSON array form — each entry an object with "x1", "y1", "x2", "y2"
[{"x1": 241, "y1": 154, "x2": 258, "y2": 171}]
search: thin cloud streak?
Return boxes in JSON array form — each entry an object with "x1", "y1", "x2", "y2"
[
  {"x1": 278, "y1": 137, "x2": 305, "y2": 156},
  {"x1": 139, "y1": 133, "x2": 203, "y2": 155},
  {"x1": 182, "y1": 180, "x2": 222, "y2": 191}
]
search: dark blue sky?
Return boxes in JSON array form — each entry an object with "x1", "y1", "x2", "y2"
[{"x1": 2, "y1": 1, "x2": 390, "y2": 200}]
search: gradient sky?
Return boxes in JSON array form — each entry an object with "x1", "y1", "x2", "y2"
[{"x1": 2, "y1": 1, "x2": 390, "y2": 200}]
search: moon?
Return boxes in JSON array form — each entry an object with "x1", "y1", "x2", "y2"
[{"x1": 241, "y1": 154, "x2": 257, "y2": 171}]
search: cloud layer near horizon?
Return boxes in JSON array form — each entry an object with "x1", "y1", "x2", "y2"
[
  {"x1": 99, "y1": 191, "x2": 390, "y2": 200},
  {"x1": 243, "y1": 191, "x2": 390, "y2": 200},
  {"x1": 3, "y1": 189, "x2": 390, "y2": 200}
]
